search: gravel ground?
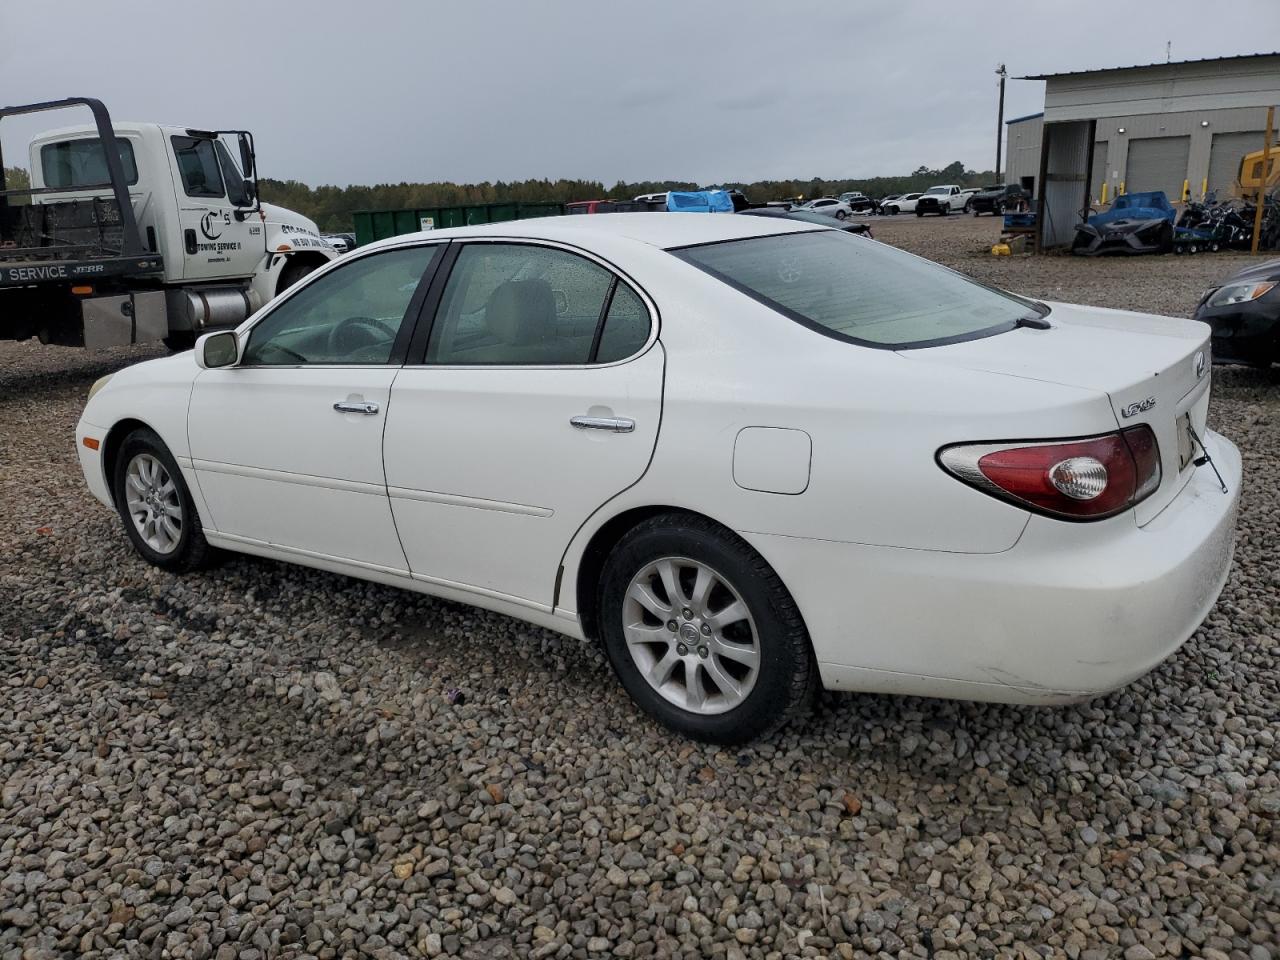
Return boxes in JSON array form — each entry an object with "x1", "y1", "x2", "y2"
[{"x1": 2, "y1": 221, "x2": 1278, "y2": 959}]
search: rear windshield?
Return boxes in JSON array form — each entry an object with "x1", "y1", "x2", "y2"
[
  {"x1": 673, "y1": 230, "x2": 1045, "y2": 349},
  {"x1": 40, "y1": 138, "x2": 138, "y2": 188}
]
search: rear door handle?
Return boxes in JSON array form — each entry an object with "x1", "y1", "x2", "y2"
[
  {"x1": 570, "y1": 415, "x2": 635, "y2": 433},
  {"x1": 333, "y1": 400, "x2": 379, "y2": 415}
]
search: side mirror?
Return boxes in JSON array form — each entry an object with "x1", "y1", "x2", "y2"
[
  {"x1": 195, "y1": 331, "x2": 239, "y2": 369},
  {"x1": 238, "y1": 134, "x2": 255, "y2": 178}
]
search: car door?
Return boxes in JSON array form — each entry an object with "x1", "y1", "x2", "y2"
[
  {"x1": 187, "y1": 242, "x2": 443, "y2": 570},
  {"x1": 166, "y1": 134, "x2": 263, "y2": 282},
  {"x1": 383, "y1": 240, "x2": 663, "y2": 610}
]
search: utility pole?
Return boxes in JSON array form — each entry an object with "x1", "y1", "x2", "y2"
[
  {"x1": 995, "y1": 64, "x2": 1008, "y2": 180},
  {"x1": 1251, "y1": 106, "x2": 1274, "y2": 255}
]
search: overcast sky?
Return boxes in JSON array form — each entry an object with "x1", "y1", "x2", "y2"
[{"x1": 3, "y1": 0, "x2": 1277, "y2": 187}]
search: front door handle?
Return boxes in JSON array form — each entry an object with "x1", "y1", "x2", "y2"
[
  {"x1": 570, "y1": 415, "x2": 634, "y2": 433},
  {"x1": 333, "y1": 400, "x2": 379, "y2": 415}
]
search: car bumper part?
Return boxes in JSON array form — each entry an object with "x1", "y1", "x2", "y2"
[
  {"x1": 1198, "y1": 299, "x2": 1280, "y2": 366},
  {"x1": 745, "y1": 430, "x2": 1240, "y2": 704},
  {"x1": 75, "y1": 418, "x2": 114, "y2": 508}
]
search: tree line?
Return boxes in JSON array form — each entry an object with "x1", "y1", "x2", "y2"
[
  {"x1": 259, "y1": 160, "x2": 998, "y2": 232},
  {"x1": 4, "y1": 161, "x2": 999, "y2": 232}
]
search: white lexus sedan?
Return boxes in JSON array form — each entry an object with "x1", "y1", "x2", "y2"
[{"x1": 75, "y1": 214, "x2": 1240, "y2": 743}]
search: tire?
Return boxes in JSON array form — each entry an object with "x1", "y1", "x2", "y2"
[
  {"x1": 163, "y1": 331, "x2": 196, "y2": 353},
  {"x1": 277, "y1": 258, "x2": 320, "y2": 296},
  {"x1": 939, "y1": 204, "x2": 949, "y2": 216},
  {"x1": 915, "y1": 210, "x2": 924, "y2": 217},
  {"x1": 112, "y1": 428, "x2": 216, "y2": 573},
  {"x1": 597, "y1": 513, "x2": 817, "y2": 744},
  {"x1": 964, "y1": 200, "x2": 972, "y2": 213},
  {"x1": 835, "y1": 210, "x2": 847, "y2": 221}
]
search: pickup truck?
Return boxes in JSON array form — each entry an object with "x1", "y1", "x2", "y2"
[
  {"x1": 970, "y1": 183, "x2": 1030, "y2": 216},
  {"x1": 915, "y1": 184, "x2": 965, "y2": 216},
  {"x1": 0, "y1": 97, "x2": 336, "y2": 351}
]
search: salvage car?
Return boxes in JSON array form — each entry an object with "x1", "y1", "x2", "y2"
[
  {"x1": 880, "y1": 192, "x2": 922, "y2": 215},
  {"x1": 970, "y1": 183, "x2": 1028, "y2": 216},
  {"x1": 739, "y1": 205, "x2": 873, "y2": 237},
  {"x1": 1072, "y1": 192, "x2": 1176, "y2": 255},
  {"x1": 793, "y1": 197, "x2": 853, "y2": 220},
  {"x1": 76, "y1": 214, "x2": 1240, "y2": 743},
  {"x1": 837, "y1": 191, "x2": 876, "y2": 213},
  {"x1": 1194, "y1": 258, "x2": 1280, "y2": 367}
]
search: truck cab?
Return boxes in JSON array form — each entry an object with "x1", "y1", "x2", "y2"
[{"x1": 2, "y1": 97, "x2": 335, "y2": 349}]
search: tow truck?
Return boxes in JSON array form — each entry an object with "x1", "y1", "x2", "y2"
[{"x1": 0, "y1": 97, "x2": 335, "y2": 350}]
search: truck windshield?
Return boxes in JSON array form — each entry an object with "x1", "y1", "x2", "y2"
[
  {"x1": 40, "y1": 138, "x2": 138, "y2": 188},
  {"x1": 673, "y1": 230, "x2": 1046, "y2": 349}
]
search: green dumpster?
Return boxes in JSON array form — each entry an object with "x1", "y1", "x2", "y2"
[{"x1": 351, "y1": 202, "x2": 564, "y2": 247}]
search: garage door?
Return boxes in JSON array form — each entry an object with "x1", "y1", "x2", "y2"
[
  {"x1": 1207, "y1": 131, "x2": 1265, "y2": 201},
  {"x1": 1091, "y1": 141, "x2": 1108, "y2": 200},
  {"x1": 1125, "y1": 136, "x2": 1191, "y2": 197}
]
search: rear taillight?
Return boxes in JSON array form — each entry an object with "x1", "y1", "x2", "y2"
[{"x1": 938, "y1": 425, "x2": 1161, "y2": 520}]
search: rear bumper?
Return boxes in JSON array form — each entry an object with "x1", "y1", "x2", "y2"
[{"x1": 745, "y1": 430, "x2": 1240, "y2": 704}]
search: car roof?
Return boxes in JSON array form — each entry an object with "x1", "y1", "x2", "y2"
[{"x1": 358, "y1": 212, "x2": 818, "y2": 253}]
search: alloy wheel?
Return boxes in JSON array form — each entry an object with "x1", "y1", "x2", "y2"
[
  {"x1": 621, "y1": 557, "x2": 761, "y2": 715},
  {"x1": 124, "y1": 453, "x2": 182, "y2": 554}
]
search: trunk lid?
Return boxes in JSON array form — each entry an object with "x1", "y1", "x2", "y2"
[{"x1": 901, "y1": 302, "x2": 1212, "y2": 525}]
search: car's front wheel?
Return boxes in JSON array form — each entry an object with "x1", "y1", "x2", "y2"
[
  {"x1": 835, "y1": 210, "x2": 848, "y2": 220},
  {"x1": 598, "y1": 514, "x2": 816, "y2": 743},
  {"x1": 112, "y1": 428, "x2": 215, "y2": 572}
]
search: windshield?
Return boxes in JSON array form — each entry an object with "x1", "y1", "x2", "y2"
[
  {"x1": 673, "y1": 230, "x2": 1045, "y2": 349},
  {"x1": 924, "y1": 187, "x2": 949, "y2": 195}
]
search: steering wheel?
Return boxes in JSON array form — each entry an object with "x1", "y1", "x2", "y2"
[{"x1": 327, "y1": 316, "x2": 394, "y2": 358}]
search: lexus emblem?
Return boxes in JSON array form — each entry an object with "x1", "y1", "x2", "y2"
[{"x1": 1193, "y1": 351, "x2": 1206, "y2": 379}]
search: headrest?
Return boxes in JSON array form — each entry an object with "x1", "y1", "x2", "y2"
[{"x1": 485, "y1": 279, "x2": 555, "y2": 345}]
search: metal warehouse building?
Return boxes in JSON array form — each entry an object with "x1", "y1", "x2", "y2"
[{"x1": 1004, "y1": 52, "x2": 1279, "y2": 248}]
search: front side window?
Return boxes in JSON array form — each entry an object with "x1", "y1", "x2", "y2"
[
  {"x1": 427, "y1": 244, "x2": 645, "y2": 365},
  {"x1": 41, "y1": 138, "x2": 138, "y2": 188},
  {"x1": 243, "y1": 246, "x2": 438, "y2": 365},
  {"x1": 171, "y1": 136, "x2": 225, "y2": 199},
  {"x1": 675, "y1": 230, "x2": 1044, "y2": 349},
  {"x1": 214, "y1": 140, "x2": 250, "y2": 206}
]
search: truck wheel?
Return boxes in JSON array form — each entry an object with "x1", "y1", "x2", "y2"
[
  {"x1": 939, "y1": 204, "x2": 949, "y2": 216},
  {"x1": 277, "y1": 258, "x2": 320, "y2": 296},
  {"x1": 163, "y1": 332, "x2": 196, "y2": 353}
]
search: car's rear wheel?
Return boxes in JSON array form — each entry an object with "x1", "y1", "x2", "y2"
[
  {"x1": 598, "y1": 514, "x2": 816, "y2": 743},
  {"x1": 964, "y1": 200, "x2": 972, "y2": 213},
  {"x1": 113, "y1": 428, "x2": 215, "y2": 572}
]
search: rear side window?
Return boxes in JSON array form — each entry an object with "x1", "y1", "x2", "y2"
[
  {"x1": 674, "y1": 230, "x2": 1043, "y2": 349},
  {"x1": 171, "y1": 136, "x2": 225, "y2": 199},
  {"x1": 596, "y1": 284, "x2": 651, "y2": 363},
  {"x1": 40, "y1": 138, "x2": 138, "y2": 188},
  {"x1": 427, "y1": 244, "x2": 649, "y2": 365}
]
